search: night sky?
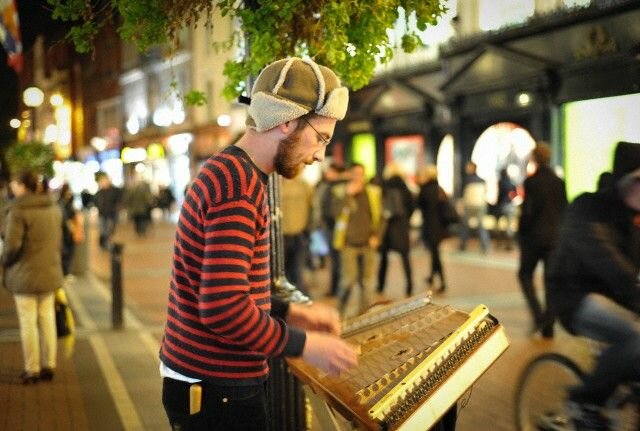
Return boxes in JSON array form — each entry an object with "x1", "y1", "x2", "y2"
[{"x1": 0, "y1": 0, "x2": 68, "y2": 146}]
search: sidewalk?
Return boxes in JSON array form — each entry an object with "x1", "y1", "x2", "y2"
[{"x1": 0, "y1": 217, "x2": 593, "y2": 430}]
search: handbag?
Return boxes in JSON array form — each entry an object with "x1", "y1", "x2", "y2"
[
  {"x1": 438, "y1": 188, "x2": 460, "y2": 227},
  {"x1": 54, "y1": 288, "x2": 74, "y2": 338}
]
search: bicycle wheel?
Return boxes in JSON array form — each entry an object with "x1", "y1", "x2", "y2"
[
  {"x1": 608, "y1": 383, "x2": 640, "y2": 431},
  {"x1": 515, "y1": 353, "x2": 585, "y2": 431}
]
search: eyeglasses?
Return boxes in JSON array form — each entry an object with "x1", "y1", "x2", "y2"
[{"x1": 304, "y1": 119, "x2": 331, "y2": 147}]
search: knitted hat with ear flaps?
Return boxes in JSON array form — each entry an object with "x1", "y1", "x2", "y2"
[{"x1": 246, "y1": 57, "x2": 349, "y2": 132}]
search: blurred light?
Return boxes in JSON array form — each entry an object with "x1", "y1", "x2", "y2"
[
  {"x1": 135, "y1": 162, "x2": 146, "y2": 173},
  {"x1": 23, "y1": 87, "x2": 44, "y2": 107},
  {"x1": 172, "y1": 105, "x2": 185, "y2": 125},
  {"x1": 516, "y1": 92, "x2": 533, "y2": 107},
  {"x1": 121, "y1": 147, "x2": 147, "y2": 164},
  {"x1": 44, "y1": 124, "x2": 59, "y2": 143},
  {"x1": 9, "y1": 118, "x2": 21, "y2": 128},
  {"x1": 48, "y1": 176, "x2": 63, "y2": 190},
  {"x1": 134, "y1": 101, "x2": 148, "y2": 119},
  {"x1": 153, "y1": 106, "x2": 172, "y2": 127},
  {"x1": 86, "y1": 160, "x2": 101, "y2": 173},
  {"x1": 147, "y1": 143, "x2": 165, "y2": 159},
  {"x1": 126, "y1": 115, "x2": 140, "y2": 135},
  {"x1": 217, "y1": 114, "x2": 231, "y2": 127},
  {"x1": 91, "y1": 136, "x2": 108, "y2": 152},
  {"x1": 50, "y1": 93, "x2": 64, "y2": 107},
  {"x1": 168, "y1": 133, "x2": 192, "y2": 155}
]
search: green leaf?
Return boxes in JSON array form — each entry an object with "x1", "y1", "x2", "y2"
[{"x1": 184, "y1": 90, "x2": 208, "y2": 107}]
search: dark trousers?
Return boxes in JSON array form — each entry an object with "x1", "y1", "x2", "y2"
[
  {"x1": 518, "y1": 243, "x2": 554, "y2": 335},
  {"x1": 283, "y1": 233, "x2": 306, "y2": 294},
  {"x1": 162, "y1": 378, "x2": 268, "y2": 431},
  {"x1": 424, "y1": 237, "x2": 444, "y2": 280},
  {"x1": 377, "y1": 248, "x2": 413, "y2": 296}
]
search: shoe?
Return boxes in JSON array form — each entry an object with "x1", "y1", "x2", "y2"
[
  {"x1": 20, "y1": 371, "x2": 39, "y2": 385},
  {"x1": 566, "y1": 400, "x2": 610, "y2": 431},
  {"x1": 40, "y1": 367, "x2": 55, "y2": 382}
]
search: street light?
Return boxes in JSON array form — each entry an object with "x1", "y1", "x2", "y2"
[
  {"x1": 23, "y1": 87, "x2": 44, "y2": 108},
  {"x1": 22, "y1": 86, "x2": 44, "y2": 141}
]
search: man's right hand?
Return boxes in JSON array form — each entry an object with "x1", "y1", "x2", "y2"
[{"x1": 302, "y1": 332, "x2": 358, "y2": 377}]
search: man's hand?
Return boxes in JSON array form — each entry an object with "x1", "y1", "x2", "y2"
[
  {"x1": 302, "y1": 332, "x2": 358, "y2": 377},
  {"x1": 287, "y1": 302, "x2": 341, "y2": 336}
]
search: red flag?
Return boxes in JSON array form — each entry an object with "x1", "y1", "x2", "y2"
[{"x1": 0, "y1": 0, "x2": 23, "y2": 73}]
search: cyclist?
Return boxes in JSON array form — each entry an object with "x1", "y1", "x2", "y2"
[{"x1": 546, "y1": 140, "x2": 640, "y2": 430}]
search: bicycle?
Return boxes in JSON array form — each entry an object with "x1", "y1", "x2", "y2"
[{"x1": 515, "y1": 350, "x2": 640, "y2": 430}]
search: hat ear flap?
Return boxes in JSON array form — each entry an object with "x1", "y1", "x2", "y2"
[
  {"x1": 248, "y1": 92, "x2": 309, "y2": 132},
  {"x1": 317, "y1": 87, "x2": 349, "y2": 121}
]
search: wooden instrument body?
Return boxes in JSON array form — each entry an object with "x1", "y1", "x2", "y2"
[{"x1": 287, "y1": 297, "x2": 509, "y2": 430}]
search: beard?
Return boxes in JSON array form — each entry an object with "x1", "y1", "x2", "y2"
[{"x1": 274, "y1": 128, "x2": 305, "y2": 179}]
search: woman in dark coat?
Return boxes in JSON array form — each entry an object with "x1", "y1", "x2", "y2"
[
  {"x1": 376, "y1": 164, "x2": 415, "y2": 296},
  {"x1": 417, "y1": 165, "x2": 449, "y2": 293},
  {"x1": 2, "y1": 171, "x2": 64, "y2": 383}
]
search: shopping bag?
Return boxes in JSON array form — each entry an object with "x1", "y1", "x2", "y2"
[
  {"x1": 309, "y1": 229, "x2": 329, "y2": 257},
  {"x1": 55, "y1": 292, "x2": 72, "y2": 337},
  {"x1": 55, "y1": 287, "x2": 76, "y2": 357}
]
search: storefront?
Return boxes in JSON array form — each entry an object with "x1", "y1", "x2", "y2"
[{"x1": 336, "y1": 2, "x2": 640, "y2": 199}]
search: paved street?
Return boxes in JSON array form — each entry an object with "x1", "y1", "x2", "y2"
[{"x1": 0, "y1": 211, "x2": 593, "y2": 430}]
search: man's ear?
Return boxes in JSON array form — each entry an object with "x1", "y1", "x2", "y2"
[{"x1": 277, "y1": 119, "x2": 299, "y2": 135}]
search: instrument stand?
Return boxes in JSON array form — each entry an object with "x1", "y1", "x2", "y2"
[{"x1": 303, "y1": 385, "x2": 355, "y2": 431}]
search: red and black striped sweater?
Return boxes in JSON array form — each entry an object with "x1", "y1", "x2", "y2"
[{"x1": 160, "y1": 145, "x2": 305, "y2": 384}]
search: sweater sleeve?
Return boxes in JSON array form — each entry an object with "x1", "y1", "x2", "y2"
[{"x1": 196, "y1": 197, "x2": 301, "y2": 358}]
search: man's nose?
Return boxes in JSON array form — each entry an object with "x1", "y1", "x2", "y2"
[{"x1": 314, "y1": 147, "x2": 327, "y2": 163}]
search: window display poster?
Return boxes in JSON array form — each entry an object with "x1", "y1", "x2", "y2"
[{"x1": 384, "y1": 135, "x2": 424, "y2": 183}]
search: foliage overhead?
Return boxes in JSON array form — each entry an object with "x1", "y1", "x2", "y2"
[
  {"x1": 47, "y1": 0, "x2": 447, "y2": 100},
  {"x1": 5, "y1": 141, "x2": 56, "y2": 178}
]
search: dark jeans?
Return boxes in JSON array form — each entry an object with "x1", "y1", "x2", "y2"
[
  {"x1": 98, "y1": 215, "x2": 117, "y2": 250},
  {"x1": 162, "y1": 378, "x2": 268, "y2": 431},
  {"x1": 518, "y1": 243, "x2": 554, "y2": 335},
  {"x1": 568, "y1": 294, "x2": 640, "y2": 405}
]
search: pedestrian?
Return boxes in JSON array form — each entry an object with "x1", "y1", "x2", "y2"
[
  {"x1": 546, "y1": 141, "x2": 640, "y2": 430},
  {"x1": 376, "y1": 162, "x2": 415, "y2": 297},
  {"x1": 518, "y1": 142, "x2": 567, "y2": 338},
  {"x1": 311, "y1": 161, "x2": 348, "y2": 296},
  {"x1": 156, "y1": 185, "x2": 176, "y2": 220},
  {"x1": 159, "y1": 57, "x2": 357, "y2": 431},
  {"x1": 495, "y1": 168, "x2": 517, "y2": 250},
  {"x1": 417, "y1": 165, "x2": 451, "y2": 293},
  {"x1": 94, "y1": 172, "x2": 122, "y2": 250},
  {"x1": 281, "y1": 175, "x2": 313, "y2": 295},
  {"x1": 59, "y1": 183, "x2": 84, "y2": 276},
  {"x1": 331, "y1": 162, "x2": 383, "y2": 316},
  {"x1": 123, "y1": 175, "x2": 154, "y2": 237},
  {"x1": 458, "y1": 161, "x2": 490, "y2": 253},
  {"x1": 2, "y1": 171, "x2": 64, "y2": 384}
]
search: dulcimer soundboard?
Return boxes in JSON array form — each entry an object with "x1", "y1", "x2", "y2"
[{"x1": 287, "y1": 296, "x2": 509, "y2": 430}]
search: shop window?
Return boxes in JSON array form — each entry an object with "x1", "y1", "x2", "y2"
[{"x1": 471, "y1": 122, "x2": 535, "y2": 204}]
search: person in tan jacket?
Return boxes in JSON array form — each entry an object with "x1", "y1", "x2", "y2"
[{"x1": 2, "y1": 171, "x2": 64, "y2": 384}]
